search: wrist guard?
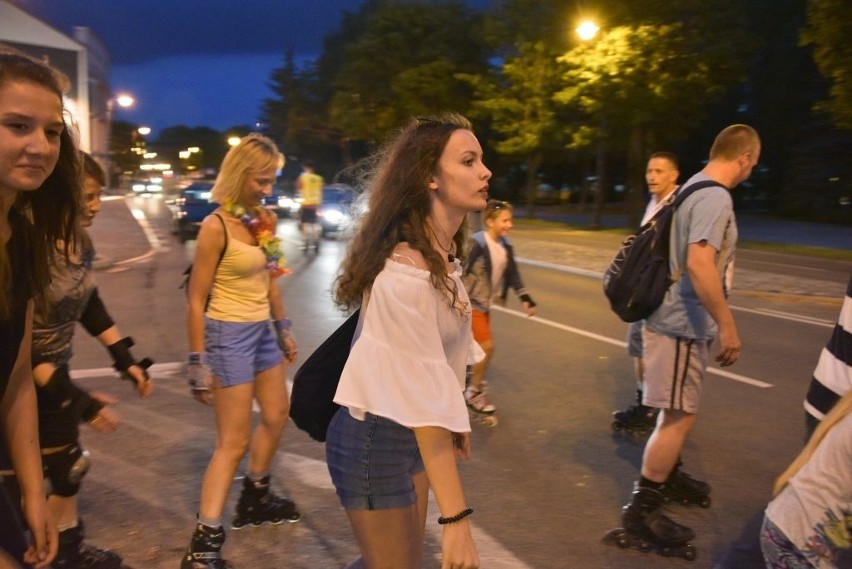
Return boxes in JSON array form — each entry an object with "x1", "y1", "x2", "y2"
[
  {"x1": 107, "y1": 336, "x2": 137, "y2": 372},
  {"x1": 187, "y1": 359, "x2": 212, "y2": 392}
]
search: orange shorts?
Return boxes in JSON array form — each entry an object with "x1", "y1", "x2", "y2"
[{"x1": 471, "y1": 310, "x2": 491, "y2": 344}]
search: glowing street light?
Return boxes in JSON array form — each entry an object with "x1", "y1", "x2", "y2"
[
  {"x1": 105, "y1": 92, "x2": 136, "y2": 190},
  {"x1": 575, "y1": 20, "x2": 600, "y2": 42},
  {"x1": 137, "y1": 126, "x2": 151, "y2": 136},
  {"x1": 227, "y1": 136, "x2": 242, "y2": 147}
]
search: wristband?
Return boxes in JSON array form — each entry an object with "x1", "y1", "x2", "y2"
[
  {"x1": 188, "y1": 352, "x2": 207, "y2": 365},
  {"x1": 437, "y1": 508, "x2": 473, "y2": 525},
  {"x1": 274, "y1": 318, "x2": 292, "y2": 332}
]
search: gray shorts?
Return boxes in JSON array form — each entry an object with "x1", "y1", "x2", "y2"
[
  {"x1": 626, "y1": 321, "x2": 644, "y2": 358},
  {"x1": 642, "y1": 327, "x2": 711, "y2": 414}
]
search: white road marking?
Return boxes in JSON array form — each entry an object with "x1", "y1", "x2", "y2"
[
  {"x1": 73, "y1": 364, "x2": 531, "y2": 568},
  {"x1": 731, "y1": 305, "x2": 835, "y2": 328},
  {"x1": 517, "y1": 256, "x2": 837, "y2": 329},
  {"x1": 491, "y1": 305, "x2": 774, "y2": 388}
]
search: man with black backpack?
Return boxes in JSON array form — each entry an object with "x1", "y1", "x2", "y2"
[
  {"x1": 611, "y1": 152, "x2": 680, "y2": 438},
  {"x1": 611, "y1": 125, "x2": 761, "y2": 558}
]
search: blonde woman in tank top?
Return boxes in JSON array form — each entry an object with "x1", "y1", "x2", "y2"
[{"x1": 182, "y1": 134, "x2": 300, "y2": 568}]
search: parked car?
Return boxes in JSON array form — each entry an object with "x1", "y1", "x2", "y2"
[
  {"x1": 318, "y1": 184, "x2": 357, "y2": 237},
  {"x1": 172, "y1": 181, "x2": 217, "y2": 242}
]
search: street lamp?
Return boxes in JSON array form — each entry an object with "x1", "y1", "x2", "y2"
[
  {"x1": 574, "y1": 20, "x2": 607, "y2": 229},
  {"x1": 105, "y1": 93, "x2": 135, "y2": 190}
]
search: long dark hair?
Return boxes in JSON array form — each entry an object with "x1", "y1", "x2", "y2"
[
  {"x1": 335, "y1": 113, "x2": 472, "y2": 314},
  {"x1": 0, "y1": 48, "x2": 80, "y2": 318}
]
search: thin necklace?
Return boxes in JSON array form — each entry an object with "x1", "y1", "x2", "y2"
[{"x1": 428, "y1": 224, "x2": 456, "y2": 262}]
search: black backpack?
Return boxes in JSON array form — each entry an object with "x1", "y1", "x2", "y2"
[{"x1": 602, "y1": 180, "x2": 721, "y2": 322}]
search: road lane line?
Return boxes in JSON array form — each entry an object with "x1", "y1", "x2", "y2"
[
  {"x1": 128, "y1": 204, "x2": 164, "y2": 252},
  {"x1": 731, "y1": 305, "x2": 834, "y2": 327},
  {"x1": 516, "y1": 256, "x2": 837, "y2": 329},
  {"x1": 491, "y1": 305, "x2": 774, "y2": 388}
]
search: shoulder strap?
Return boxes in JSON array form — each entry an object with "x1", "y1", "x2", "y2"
[
  {"x1": 212, "y1": 213, "x2": 228, "y2": 268},
  {"x1": 671, "y1": 179, "x2": 724, "y2": 209}
]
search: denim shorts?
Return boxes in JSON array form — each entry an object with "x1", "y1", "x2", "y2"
[
  {"x1": 325, "y1": 408, "x2": 425, "y2": 510},
  {"x1": 204, "y1": 317, "x2": 282, "y2": 387}
]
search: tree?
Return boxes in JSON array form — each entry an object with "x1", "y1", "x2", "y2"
[
  {"x1": 556, "y1": 7, "x2": 750, "y2": 226},
  {"x1": 801, "y1": 0, "x2": 852, "y2": 129},
  {"x1": 461, "y1": 40, "x2": 571, "y2": 217},
  {"x1": 325, "y1": 1, "x2": 488, "y2": 143}
]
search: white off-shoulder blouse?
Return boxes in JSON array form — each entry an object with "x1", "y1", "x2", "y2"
[{"x1": 333, "y1": 257, "x2": 482, "y2": 433}]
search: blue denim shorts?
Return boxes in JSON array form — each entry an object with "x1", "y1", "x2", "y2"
[
  {"x1": 204, "y1": 317, "x2": 282, "y2": 387},
  {"x1": 325, "y1": 408, "x2": 425, "y2": 510}
]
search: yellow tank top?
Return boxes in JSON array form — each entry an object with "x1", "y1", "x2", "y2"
[
  {"x1": 206, "y1": 218, "x2": 270, "y2": 322},
  {"x1": 299, "y1": 172, "x2": 323, "y2": 206}
]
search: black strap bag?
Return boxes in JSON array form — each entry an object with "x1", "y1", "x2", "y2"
[{"x1": 289, "y1": 309, "x2": 360, "y2": 442}]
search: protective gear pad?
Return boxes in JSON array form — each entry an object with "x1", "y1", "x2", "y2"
[
  {"x1": 79, "y1": 288, "x2": 115, "y2": 337},
  {"x1": 107, "y1": 336, "x2": 136, "y2": 372},
  {"x1": 42, "y1": 445, "x2": 90, "y2": 497},
  {"x1": 187, "y1": 362, "x2": 212, "y2": 392}
]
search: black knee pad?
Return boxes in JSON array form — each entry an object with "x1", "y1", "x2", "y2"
[{"x1": 43, "y1": 445, "x2": 90, "y2": 497}]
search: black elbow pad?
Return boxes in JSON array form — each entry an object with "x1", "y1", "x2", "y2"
[{"x1": 79, "y1": 289, "x2": 115, "y2": 337}]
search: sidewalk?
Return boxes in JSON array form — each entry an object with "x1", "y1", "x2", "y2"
[{"x1": 516, "y1": 206, "x2": 852, "y2": 250}]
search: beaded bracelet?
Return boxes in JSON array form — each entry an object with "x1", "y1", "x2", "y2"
[{"x1": 437, "y1": 508, "x2": 473, "y2": 525}]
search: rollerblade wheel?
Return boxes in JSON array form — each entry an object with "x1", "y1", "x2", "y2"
[
  {"x1": 699, "y1": 496, "x2": 712, "y2": 508},
  {"x1": 611, "y1": 421, "x2": 622, "y2": 432},
  {"x1": 683, "y1": 544, "x2": 698, "y2": 561}
]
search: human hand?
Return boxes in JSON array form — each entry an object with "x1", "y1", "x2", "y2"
[
  {"x1": 441, "y1": 522, "x2": 479, "y2": 569},
  {"x1": 277, "y1": 330, "x2": 298, "y2": 365},
  {"x1": 21, "y1": 494, "x2": 57, "y2": 568},
  {"x1": 123, "y1": 364, "x2": 153, "y2": 398},
  {"x1": 715, "y1": 324, "x2": 741, "y2": 367},
  {"x1": 452, "y1": 432, "x2": 471, "y2": 460},
  {"x1": 187, "y1": 361, "x2": 214, "y2": 405},
  {"x1": 87, "y1": 395, "x2": 120, "y2": 433}
]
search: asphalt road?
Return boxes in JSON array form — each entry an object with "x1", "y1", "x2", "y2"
[{"x1": 67, "y1": 194, "x2": 848, "y2": 568}]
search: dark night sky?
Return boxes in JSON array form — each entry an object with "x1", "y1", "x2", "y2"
[{"x1": 18, "y1": 0, "x2": 493, "y2": 132}]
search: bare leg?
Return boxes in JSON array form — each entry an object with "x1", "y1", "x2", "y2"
[
  {"x1": 470, "y1": 340, "x2": 494, "y2": 389},
  {"x1": 641, "y1": 409, "x2": 696, "y2": 483},
  {"x1": 343, "y1": 471, "x2": 429, "y2": 569},
  {"x1": 247, "y1": 363, "x2": 290, "y2": 476},
  {"x1": 198, "y1": 380, "x2": 254, "y2": 520}
]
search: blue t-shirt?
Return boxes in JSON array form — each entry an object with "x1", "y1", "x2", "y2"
[{"x1": 645, "y1": 173, "x2": 737, "y2": 340}]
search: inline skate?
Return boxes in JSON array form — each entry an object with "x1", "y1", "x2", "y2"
[
  {"x1": 604, "y1": 484, "x2": 697, "y2": 561},
  {"x1": 465, "y1": 382, "x2": 497, "y2": 427},
  {"x1": 54, "y1": 521, "x2": 126, "y2": 569},
  {"x1": 181, "y1": 523, "x2": 233, "y2": 569},
  {"x1": 611, "y1": 390, "x2": 659, "y2": 437},
  {"x1": 231, "y1": 475, "x2": 301, "y2": 529},
  {"x1": 663, "y1": 467, "x2": 712, "y2": 508}
]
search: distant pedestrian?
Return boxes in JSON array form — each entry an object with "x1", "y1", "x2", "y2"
[
  {"x1": 29, "y1": 153, "x2": 154, "y2": 568},
  {"x1": 296, "y1": 161, "x2": 323, "y2": 252},
  {"x1": 0, "y1": 46, "x2": 80, "y2": 568},
  {"x1": 802, "y1": 272, "x2": 852, "y2": 437},
  {"x1": 614, "y1": 125, "x2": 760, "y2": 557},
  {"x1": 461, "y1": 199, "x2": 536, "y2": 421},
  {"x1": 328, "y1": 113, "x2": 489, "y2": 569},
  {"x1": 611, "y1": 152, "x2": 679, "y2": 437},
  {"x1": 182, "y1": 133, "x2": 299, "y2": 569},
  {"x1": 761, "y1": 390, "x2": 852, "y2": 568}
]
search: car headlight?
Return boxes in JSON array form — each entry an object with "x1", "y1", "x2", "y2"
[
  {"x1": 322, "y1": 209, "x2": 345, "y2": 225},
  {"x1": 132, "y1": 183, "x2": 146, "y2": 192}
]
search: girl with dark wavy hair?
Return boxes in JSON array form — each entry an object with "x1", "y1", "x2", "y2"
[
  {"x1": 0, "y1": 46, "x2": 81, "y2": 568},
  {"x1": 328, "y1": 113, "x2": 491, "y2": 569}
]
